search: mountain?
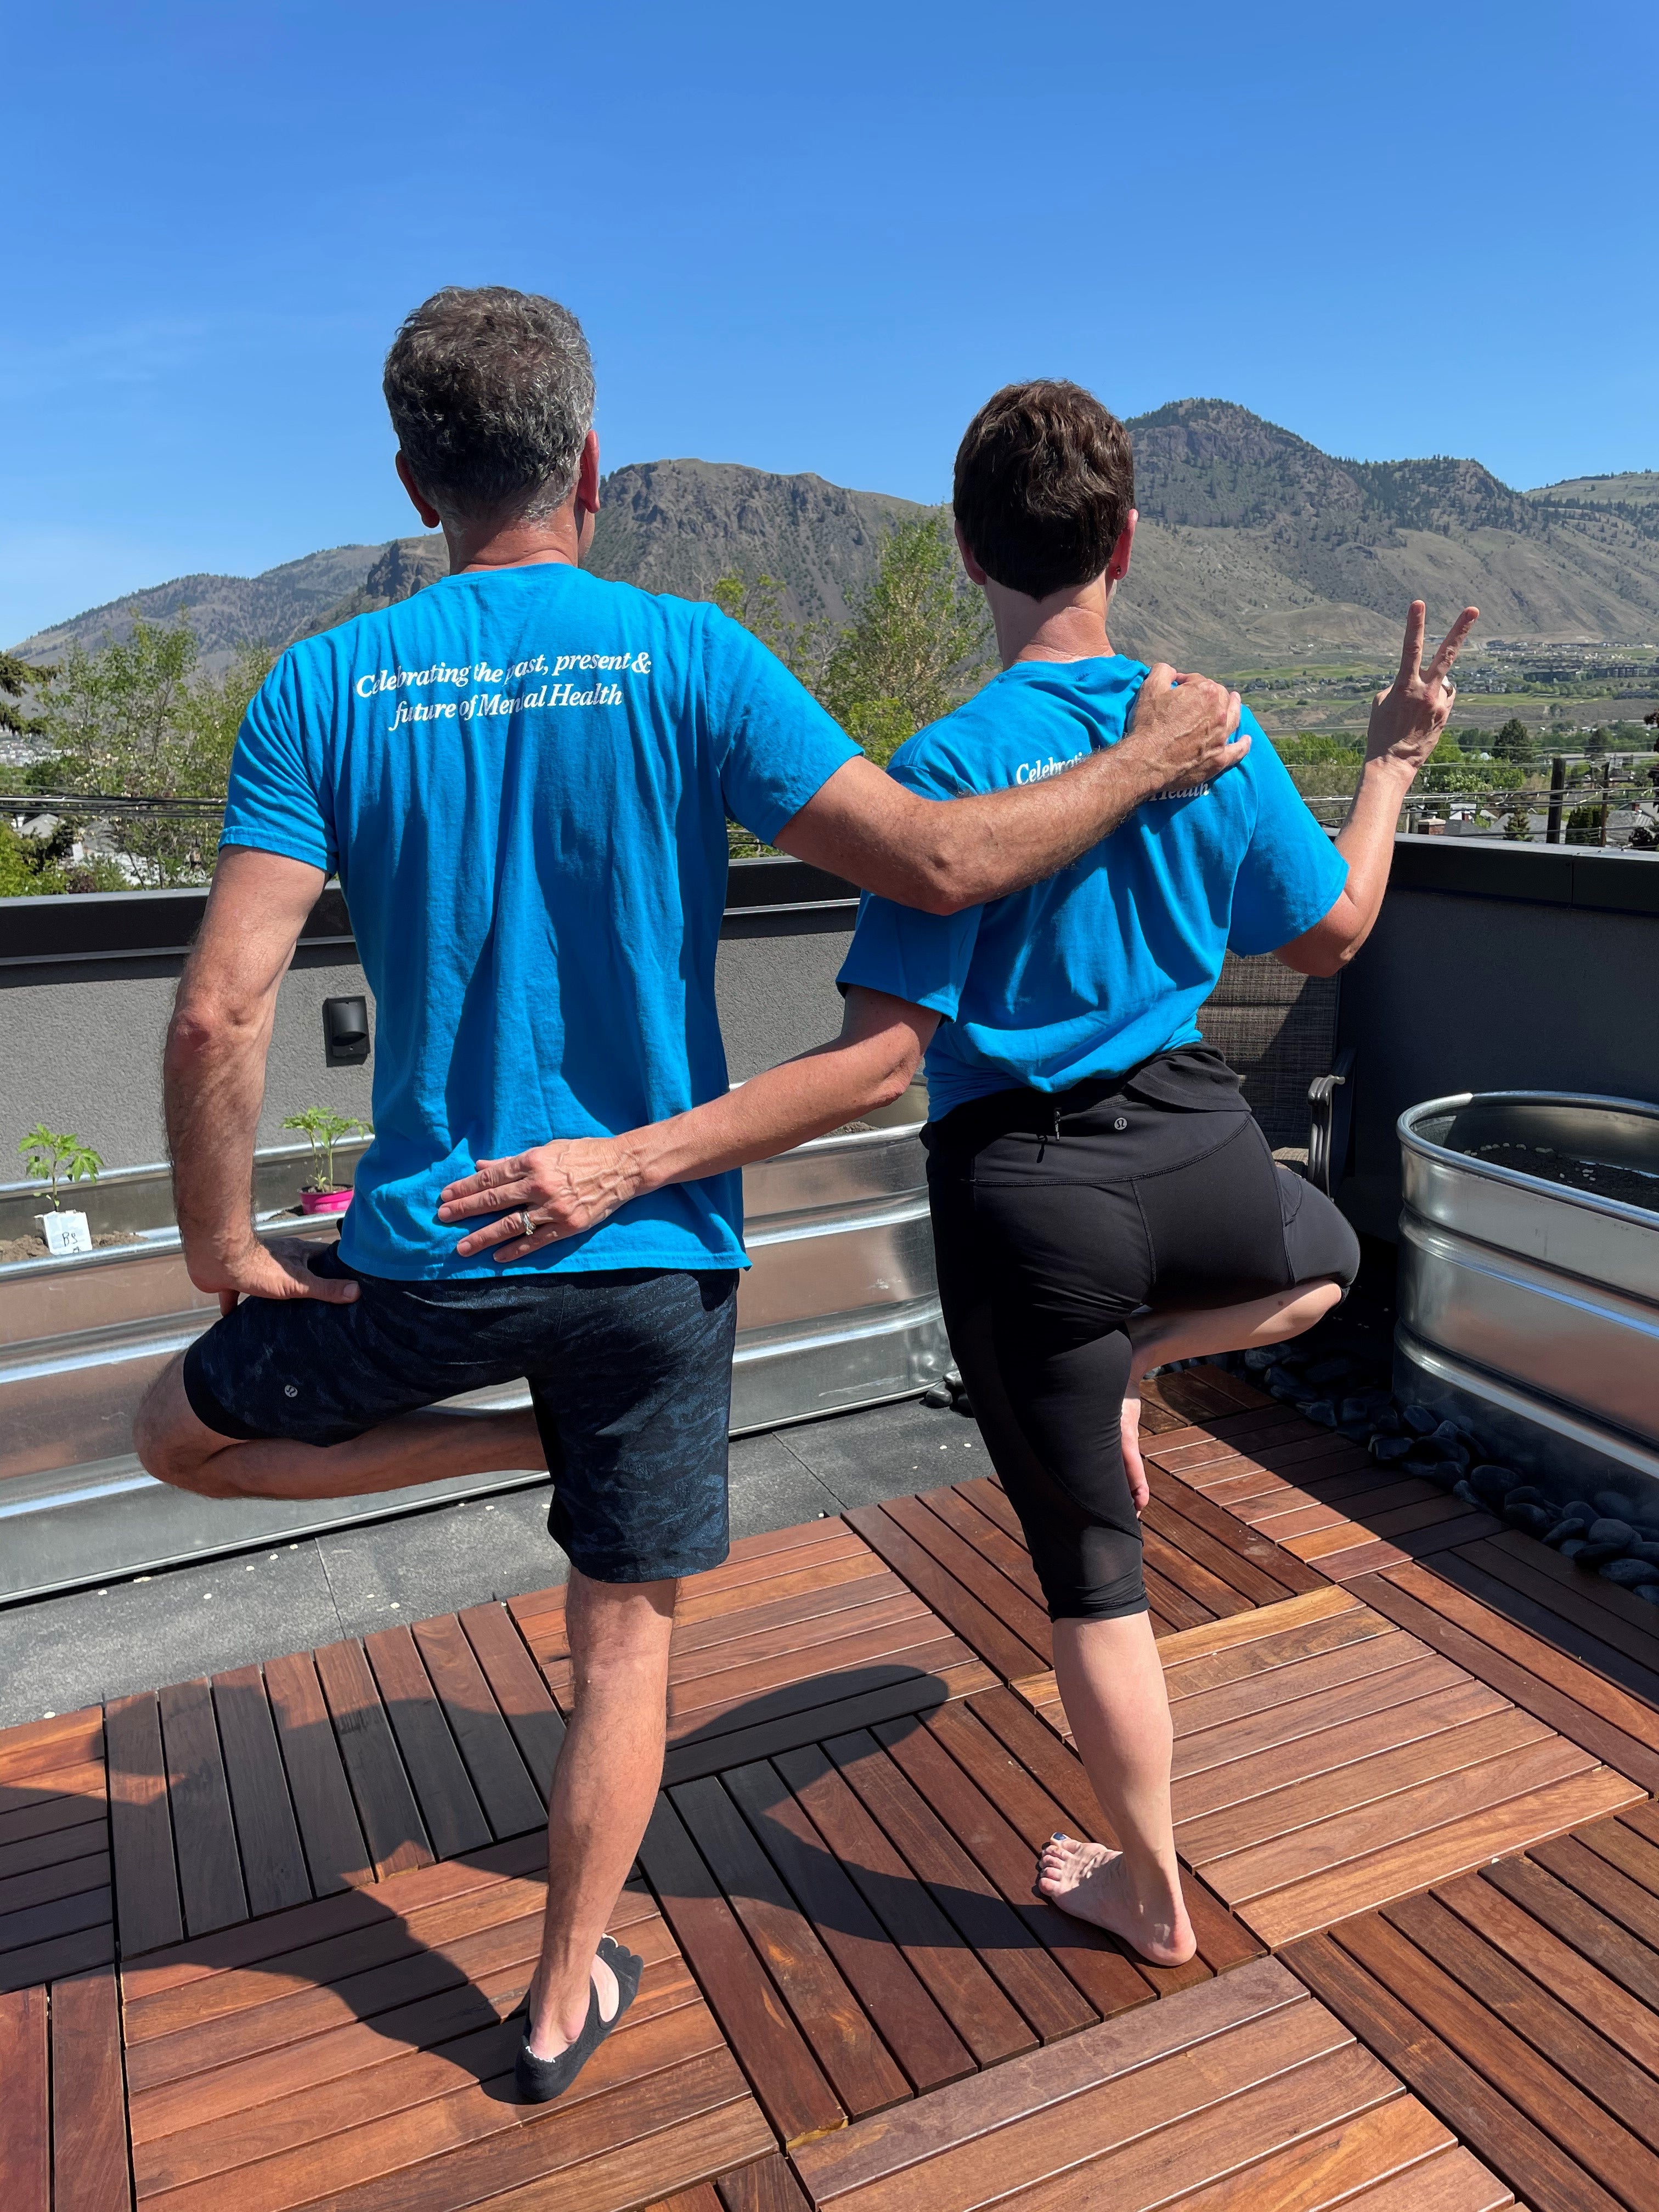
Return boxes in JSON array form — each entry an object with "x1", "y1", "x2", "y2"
[
  {"x1": 1104, "y1": 400, "x2": 1659, "y2": 664},
  {"x1": 14, "y1": 543, "x2": 383, "y2": 674},
  {"x1": 14, "y1": 405, "x2": 1659, "y2": 674},
  {"x1": 1528, "y1": 471, "x2": 1659, "y2": 511},
  {"x1": 584, "y1": 459, "x2": 923, "y2": 625}
]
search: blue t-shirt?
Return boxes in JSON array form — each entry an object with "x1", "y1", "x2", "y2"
[
  {"x1": 837, "y1": 655, "x2": 1348, "y2": 1119},
  {"x1": 224, "y1": 562, "x2": 859, "y2": 1277}
]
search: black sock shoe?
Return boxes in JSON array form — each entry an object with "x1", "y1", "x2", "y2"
[{"x1": 515, "y1": 1959, "x2": 639, "y2": 2105}]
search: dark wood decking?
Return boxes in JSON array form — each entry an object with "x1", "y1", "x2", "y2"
[{"x1": 3, "y1": 1369, "x2": 1658, "y2": 2209}]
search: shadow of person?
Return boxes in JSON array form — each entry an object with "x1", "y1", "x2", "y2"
[
  {"x1": 83, "y1": 1651, "x2": 1021, "y2": 2199},
  {"x1": 0, "y1": 1718, "x2": 115, "y2": 1997}
]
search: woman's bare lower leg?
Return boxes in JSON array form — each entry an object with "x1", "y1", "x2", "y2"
[
  {"x1": 1041, "y1": 1279, "x2": 1344, "y2": 1961},
  {"x1": 1037, "y1": 1609, "x2": 1194, "y2": 1963}
]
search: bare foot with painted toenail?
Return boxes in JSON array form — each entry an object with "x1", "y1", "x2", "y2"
[{"x1": 1036, "y1": 1833, "x2": 1196, "y2": 1966}]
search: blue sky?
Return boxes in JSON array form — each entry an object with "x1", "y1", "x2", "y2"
[{"x1": 5, "y1": 0, "x2": 1655, "y2": 644}]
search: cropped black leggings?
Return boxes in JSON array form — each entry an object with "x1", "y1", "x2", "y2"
[{"x1": 926, "y1": 1081, "x2": 1360, "y2": 1623}]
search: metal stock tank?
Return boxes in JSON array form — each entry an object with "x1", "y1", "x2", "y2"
[
  {"x1": 1395, "y1": 1090, "x2": 1659, "y2": 1513},
  {"x1": 0, "y1": 1087, "x2": 946, "y2": 1600}
]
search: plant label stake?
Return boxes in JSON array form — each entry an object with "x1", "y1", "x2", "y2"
[{"x1": 38, "y1": 1209, "x2": 94, "y2": 1256}]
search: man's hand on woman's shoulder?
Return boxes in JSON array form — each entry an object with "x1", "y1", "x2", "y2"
[{"x1": 1121, "y1": 665, "x2": 1249, "y2": 794}]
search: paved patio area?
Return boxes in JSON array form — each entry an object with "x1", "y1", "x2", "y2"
[{"x1": 5, "y1": 1367, "x2": 1659, "y2": 2210}]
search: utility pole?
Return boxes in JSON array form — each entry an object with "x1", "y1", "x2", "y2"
[
  {"x1": 1600, "y1": 755, "x2": 1611, "y2": 848},
  {"x1": 1545, "y1": 753, "x2": 1567, "y2": 845}
]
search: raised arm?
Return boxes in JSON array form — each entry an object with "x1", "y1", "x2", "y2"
[
  {"x1": 166, "y1": 845, "x2": 360, "y2": 1308},
  {"x1": 1278, "y1": 601, "x2": 1479, "y2": 977},
  {"x1": 437, "y1": 989, "x2": 941, "y2": 1264},
  {"x1": 775, "y1": 666, "x2": 1248, "y2": 915}
]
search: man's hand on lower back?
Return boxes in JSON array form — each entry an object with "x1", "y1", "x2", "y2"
[
  {"x1": 438, "y1": 1139, "x2": 645, "y2": 1262},
  {"x1": 190, "y1": 1234, "x2": 362, "y2": 1316},
  {"x1": 1121, "y1": 664, "x2": 1248, "y2": 793}
]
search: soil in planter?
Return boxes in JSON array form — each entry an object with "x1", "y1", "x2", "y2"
[
  {"x1": 0, "y1": 1229, "x2": 148, "y2": 1265},
  {"x1": 1463, "y1": 1140, "x2": 1659, "y2": 1215}
]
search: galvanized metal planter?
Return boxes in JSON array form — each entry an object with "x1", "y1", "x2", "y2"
[
  {"x1": 0, "y1": 1090, "x2": 945, "y2": 1600},
  {"x1": 1395, "y1": 1091, "x2": 1659, "y2": 1517}
]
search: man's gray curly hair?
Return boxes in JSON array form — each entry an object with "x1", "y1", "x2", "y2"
[{"x1": 383, "y1": 286, "x2": 595, "y2": 523}]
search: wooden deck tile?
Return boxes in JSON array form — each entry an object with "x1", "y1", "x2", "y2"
[
  {"x1": 117, "y1": 1843, "x2": 768, "y2": 2212},
  {"x1": 1288, "y1": 1799, "x2": 1659, "y2": 2212},
  {"x1": 0, "y1": 1734, "x2": 111, "y2": 1997},
  {"x1": 718, "y1": 1759, "x2": 976, "y2": 2096},
  {"x1": 157, "y1": 1678, "x2": 249, "y2": 1938},
  {"x1": 1359, "y1": 1564, "x2": 1659, "y2": 1791},
  {"x1": 516, "y1": 1519, "x2": 998, "y2": 1786},
  {"x1": 2, "y1": 1379, "x2": 1652, "y2": 2207},
  {"x1": 771, "y1": 1742, "x2": 1037, "y2": 2070},
  {"x1": 789, "y1": 1953, "x2": 1503, "y2": 2210},
  {"x1": 1015, "y1": 1588, "x2": 1643, "y2": 1950},
  {"x1": 51, "y1": 1966, "x2": 131, "y2": 2212},
  {"x1": 0, "y1": 1983, "x2": 50, "y2": 2211},
  {"x1": 456, "y1": 1600, "x2": 566, "y2": 1801},
  {"x1": 262, "y1": 1652, "x2": 375, "y2": 1897},
  {"x1": 106, "y1": 1692, "x2": 182, "y2": 1961},
  {"x1": 717, "y1": 2154, "x2": 813, "y2": 2212},
  {"x1": 211, "y1": 1668, "x2": 312, "y2": 1920},
  {"x1": 637, "y1": 1792, "x2": 844, "y2": 2148}
]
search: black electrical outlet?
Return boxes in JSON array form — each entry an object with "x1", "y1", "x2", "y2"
[{"x1": 323, "y1": 995, "x2": 371, "y2": 1065}]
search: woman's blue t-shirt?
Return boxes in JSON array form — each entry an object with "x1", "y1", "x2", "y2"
[
  {"x1": 837, "y1": 655, "x2": 1348, "y2": 1119},
  {"x1": 223, "y1": 562, "x2": 858, "y2": 1278}
]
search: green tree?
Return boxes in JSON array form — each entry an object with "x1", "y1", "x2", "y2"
[
  {"x1": 1491, "y1": 715, "x2": 1536, "y2": 765},
  {"x1": 710, "y1": 573, "x2": 838, "y2": 699},
  {"x1": 1502, "y1": 792, "x2": 1534, "y2": 842},
  {"x1": 0, "y1": 823, "x2": 50, "y2": 896},
  {"x1": 0, "y1": 650, "x2": 52, "y2": 740},
  {"x1": 1273, "y1": 732, "x2": 1363, "y2": 765},
  {"x1": 32, "y1": 623, "x2": 273, "y2": 887},
  {"x1": 1565, "y1": 800, "x2": 1607, "y2": 844},
  {"x1": 1584, "y1": 725, "x2": 1609, "y2": 759},
  {"x1": 820, "y1": 515, "x2": 992, "y2": 765}
]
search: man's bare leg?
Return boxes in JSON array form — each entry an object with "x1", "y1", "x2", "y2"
[
  {"x1": 1038, "y1": 1276, "x2": 1342, "y2": 1956},
  {"x1": 525, "y1": 1571, "x2": 675, "y2": 2058},
  {"x1": 133, "y1": 1352, "x2": 546, "y2": 1500}
]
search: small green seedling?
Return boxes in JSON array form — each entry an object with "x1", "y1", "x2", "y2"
[
  {"x1": 281, "y1": 1108, "x2": 368, "y2": 1193},
  {"x1": 19, "y1": 1126, "x2": 103, "y2": 1210}
]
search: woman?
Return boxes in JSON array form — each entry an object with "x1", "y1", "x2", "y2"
[{"x1": 439, "y1": 379, "x2": 1473, "y2": 1967}]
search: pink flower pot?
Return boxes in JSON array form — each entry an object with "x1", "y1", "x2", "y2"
[{"x1": 300, "y1": 1189, "x2": 353, "y2": 1216}]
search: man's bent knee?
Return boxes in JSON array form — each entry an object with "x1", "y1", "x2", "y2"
[{"x1": 134, "y1": 1355, "x2": 245, "y2": 1495}]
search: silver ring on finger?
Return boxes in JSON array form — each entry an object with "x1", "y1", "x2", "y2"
[{"x1": 514, "y1": 1210, "x2": 535, "y2": 1239}]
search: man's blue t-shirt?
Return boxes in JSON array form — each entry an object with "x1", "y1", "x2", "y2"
[
  {"x1": 223, "y1": 562, "x2": 858, "y2": 1277},
  {"x1": 837, "y1": 656, "x2": 1347, "y2": 1120}
]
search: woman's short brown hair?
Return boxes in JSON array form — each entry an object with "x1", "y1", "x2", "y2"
[{"x1": 953, "y1": 380, "x2": 1135, "y2": 600}]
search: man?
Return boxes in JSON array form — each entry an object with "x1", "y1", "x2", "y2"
[
  {"x1": 445, "y1": 377, "x2": 1471, "y2": 1975},
  {"x1": 135, "y1": 295, "x2": 1245, "y2": 2099}
]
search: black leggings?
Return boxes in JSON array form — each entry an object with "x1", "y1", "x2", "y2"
[{"x1": 926, "y1": 1073, "x2": 1360, "y2": 1623}]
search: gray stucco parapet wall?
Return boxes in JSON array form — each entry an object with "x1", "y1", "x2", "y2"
[
  {"x1": 1385, "y1": 837, "x2": 1659, "y2": 916},
  {"x1": 0, "y1": 854, "x2": 865, "y2": 968}
]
